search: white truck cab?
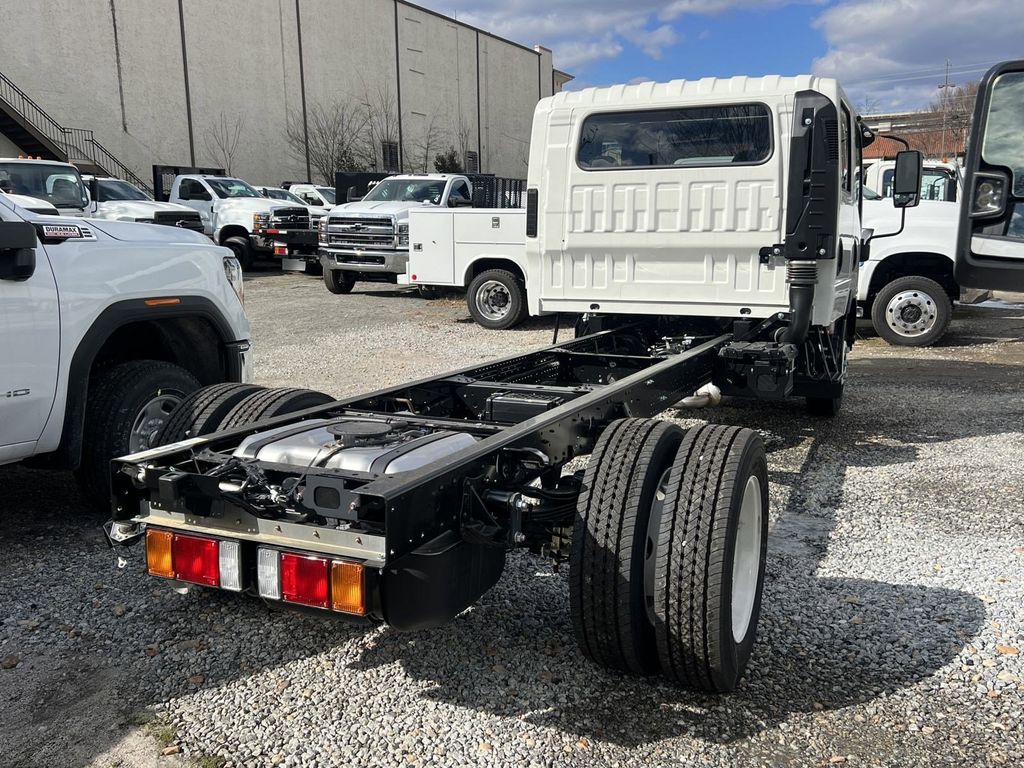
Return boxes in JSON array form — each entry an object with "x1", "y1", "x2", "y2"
[
  {"x1": 83, "y1": 175, "x2": 206, "y2": 233},
  {"x1": 319, "y1": 174, "x2": 472, "y2": 294},
  {"x1": 0, "y1": 190, "x2": 250, "y2": 507},
  {"x1": 0, "y1": 158, "x2": 90, "y2": 215},
  {"x1": 168, "y1": 174, "x2": 317, "y2": 270},
  {"x1": 286, "y1": 183, "x2": 337, "y2": 209},
  {"x1": 864, "y1": 159, "x2": 960, "y2": 202}
]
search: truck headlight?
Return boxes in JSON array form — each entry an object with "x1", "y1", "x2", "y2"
[
  {"x1": 318, "y1": 215, "x2": 328, "y2": 240},
  {"x1": 253, "y1": 213, "x2": 271, "y2": 232},
  {"x1": 397, "y1": 222, "x2": 409, "y2": 247},
  {"x1": 970, "y1": 173, "x2": 1007, "y2": 218},
  {"x1": 224, "y1": 256, "x2": 244, "y2": 303}
]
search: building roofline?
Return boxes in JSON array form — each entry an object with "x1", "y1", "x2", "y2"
[{"x1": 396, "y1": 0, "x2": 544, "y2": 59}]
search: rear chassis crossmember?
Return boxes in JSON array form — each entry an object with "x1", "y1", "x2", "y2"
[{"x1": 110, "y1": 318, "x2": 782, "y2": 630}]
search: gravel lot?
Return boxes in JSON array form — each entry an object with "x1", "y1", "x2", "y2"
[{"x1": 1, "y1": 273, "x2": 1022, "y2": 768}]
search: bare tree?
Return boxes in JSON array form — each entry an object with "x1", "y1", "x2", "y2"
[
  {"x1": 286, "y1": 100, "x2": 368, "y2": 184},
  {"x1": 454, "y1": 114, "x2": 474, "y2": 170},
  {"x1": 360, "y1": 80, "x2": 403, "y2": 171},
  {"x1": 926, "y1": 80, "x2": 979, "y2": 158},
  {"x1": 408, "y1": 111, "x2": 447, "y2": 173},
  {"x1": 203, "y1": 112, "x2": 245, "y2": 174}
]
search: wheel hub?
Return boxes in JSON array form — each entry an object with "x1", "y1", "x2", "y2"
[
  {"x1": 476, "y1": 280, "x2": 511, "y2": 320},
  {"x1": 128, "y1": 392, "x2": 185, "y2": 453},
  {"x1": 886, "y1": 290, "x2": 937, "y2": 337},
  {"x1": 731, "y1": 474, "x2": 763, "y2": 643}
]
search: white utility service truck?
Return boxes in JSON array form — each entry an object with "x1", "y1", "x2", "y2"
[
  {"x1": 0, "y1": 190, "x2": 251, "y2": 509},
  {"x1": 106, "y1": 73, "x2": 923, "y2": 693},
  {"x1": 318, "y1": 173, "x2": 473, "y2": 294}
]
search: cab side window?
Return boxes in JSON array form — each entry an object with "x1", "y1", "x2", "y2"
[
  {"x1": 450, "y1": 181, "x2": 471, "y2": 201},
  {"x1": 840, "y1": 104, "x2": 852, "y2": 199},
  {"x1": 180, "y1": 179, "x2": 210, "y2": 201}
]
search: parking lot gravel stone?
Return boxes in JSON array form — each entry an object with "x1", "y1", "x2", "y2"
[{"x1": 1, "y1": 274, "x2": 1021, "y2": 767}]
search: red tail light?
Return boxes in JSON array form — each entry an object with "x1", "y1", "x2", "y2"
[
  {"x1": 280, "y1": 553, "x2": 329, "y2": 608},
  {"x1": 173, "y1": 535, "x2": 220, "y2": 587}
]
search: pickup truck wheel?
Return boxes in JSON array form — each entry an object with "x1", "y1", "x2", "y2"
[
  {"x1": 570, "y1": 418, "x2": 685, "y2": 675},
  {"x1": 324, "y1": 269, "x2": 355, "y2": 294},
  {"x1": 871, "y1": 275, "x2": 952, "y2": 346},
  {"x1": 653, "y1": 425, "x2": 768, "y2": 692},
  {"x1": 304, "y1": 261, "x2": 324, "y2": 276},
  {"x1": 154, "y1": 383, "x2": 265, "y2": 446},
  {"x1": 75, "y1": 360, "x2": 200, "y2": 509},
  {"x1": 218, "y1": 387, "x2": 335, "y2": 430},
  {"x1": 224, "y1": 236, "x2": 255, "y2": 271},
  {"x1": 467, "y1": 269, "x2": 527, "y2": 330}
]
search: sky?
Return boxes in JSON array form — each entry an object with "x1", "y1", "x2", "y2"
[{"x1": 419, "y1": 0, "x2": 1024, "y2": 113}]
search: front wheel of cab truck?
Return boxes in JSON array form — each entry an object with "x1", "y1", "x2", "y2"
[
  {"x1": 304, "y1": 259, "x2": 324, "y2": 277},
  {"x1": 466, "y1": 269, "x2": 527, "y2": 330},
  {"x1": 75, "y1": 360, "x2": 200, "y2": 510},
  {"x1": 870, "y1": 275, "x2": 953, "y2": 347},
  {"x1": 223, "y1": 235, "x2": 255, "y2": 272},
  {"x1": 324, "y1": 268, "x2": 355, "y2": 295}
]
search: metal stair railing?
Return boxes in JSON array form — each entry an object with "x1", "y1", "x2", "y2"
[{"x1": 0, "y1": 69, "x2": 153, "y2": 195}]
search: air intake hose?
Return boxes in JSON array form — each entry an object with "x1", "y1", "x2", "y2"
[{"x1": 781, "y1": 260, "x2": 817, "y2": 344}]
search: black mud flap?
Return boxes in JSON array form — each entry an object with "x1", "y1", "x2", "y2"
[{"x1": 381, "y1": 530, "x2": 505, "y2": 632}]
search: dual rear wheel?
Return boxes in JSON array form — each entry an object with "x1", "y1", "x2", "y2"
[{"x1": 570, "y1": 418, "x2": 768, "y2": 690}]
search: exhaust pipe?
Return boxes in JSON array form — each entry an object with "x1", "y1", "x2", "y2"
[
  {"x1": 680, "y1": 383, "x2": 722, "y2": 408},
  {"x1": 781, "y1": 260, "x2": 817, "y2": 345}
]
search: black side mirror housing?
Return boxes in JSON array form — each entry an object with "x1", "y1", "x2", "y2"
[
  {"x1": 893, "y1": 150, "x2": 923, "y2": 209},
  {"x1": 449, "y1": 197, "x2": 473, "y2": 208},
  {"x1": 0, "y1": 220, "x2": 38, "y2": 281},
  {"x1": 88, "y1": 177, "x2": 100, "y2": 206}
]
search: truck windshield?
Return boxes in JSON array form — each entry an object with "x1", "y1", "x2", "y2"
[
  {"x1": 317, "y1": 187, "x2": 336, "y2": 204},
  {"x1": 97, "y1": 178, "x2": 151, "y2": 202},
  {"x1": 207, "y1": 178, "x2": 262, "y2": 199},
  {"x1": 265, "y1": 188, "x2": 306, "y2": 204},
  {"x1": 0, "y1": 162, "x2": 87, "y2": 209},
  {"x1": 362, "y1": 179, "x2": 445, "y2": 204}
]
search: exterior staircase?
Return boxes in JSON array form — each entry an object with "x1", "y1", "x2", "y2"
[{"x1": 0, "y1": 69, "x2": 152, "y2": 194}]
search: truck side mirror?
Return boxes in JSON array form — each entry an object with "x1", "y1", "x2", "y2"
[
  {"x1": 449, "y1": 197, "x2": 473, "y2": 208},
  {"x1": 347, "y1": 186, "x2": 362, "y2": 202},
  {"x1": 88, "y1": 177, "x2": 100, "y2": 208},
  {"x1": 0, "y1": 220, "x2": 38, "y2": 281},
  {"x1": 955, "y1": 60, "x2": 1024, "y2": 291},
  {"x1": 892, "y1": 150, "x2": 922, "y2": 209}
]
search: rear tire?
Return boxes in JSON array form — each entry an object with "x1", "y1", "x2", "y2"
[
  {"x1": 324, "y1": 269, "x2": 355, "y2": 295},
  {"x1": 653, "y1": 425, "x2": 768, "y2": 692},
  {"x1": 570, "y1": 418, "x2": 684, "y2": 675},
  {"x1": 223, "y1": 235, "x2": 254, "y2": 271},
  {"x1": 75, "y1": 361, "x2": 200, "y2": 510},
  {"x1": 154, "y1": 383, "x2": 265, "y2": 446},
  {"x1": 217, "y1": 387, "x2": 335, "y2": 430},
  {"x1": 871, "y1": 275, "x2": 952, "y2": 347},
  {"x1": 467, "y1": 269, "x2": 527, "y2": 330}
]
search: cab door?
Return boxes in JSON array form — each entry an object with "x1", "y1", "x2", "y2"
[
  {"x1": 0, "y1": 214, "x2": 59, "y2": 461},
  {"x1": 956, "y1": 60, "x2": 1024, "y2": 291}
]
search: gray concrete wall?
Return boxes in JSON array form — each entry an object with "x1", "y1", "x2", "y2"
[{"x1": 0, "y1": 0, "x2": 556, "y2": 186}]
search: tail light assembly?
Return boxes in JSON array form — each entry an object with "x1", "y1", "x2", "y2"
[{"x1": 145, "y1": 529, "x2": 365, "y2": 615}]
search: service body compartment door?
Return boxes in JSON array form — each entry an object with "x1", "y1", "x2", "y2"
[
  {"x1": 408, "y1": 209, "x2": 455, "y2": 284},
  {"x1": 538, "y1": 99, "x2": 788, "y2": 318},
  {"x1": 956, "y1": 61, "x2": 1024, "y2": 291}
]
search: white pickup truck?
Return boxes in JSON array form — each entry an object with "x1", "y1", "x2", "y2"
[
  {"x1": 0, "y1": 190, "x2": 251, "y2": 508},
  {"x1": 84, "y1": 174, "x2": 205, "y2": 233},
  {"x1": 168, "y1": 174, "x2": 318, "y2": 270},
  {"x1": 319, "y1": 174, "x2": 473, "y2": 294}
]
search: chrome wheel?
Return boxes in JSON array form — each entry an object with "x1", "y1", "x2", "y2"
[
  {"x1": 731, "y1": 474, "x2": 763, "y2": 643},
  {"x1": 128, "y1": 391, "x2": 185, "y2": 453},
  {"x1": 474, "y1": 280, "x2": 512, "y2": 322},
  {"x1": 886, "y1": 289, "x2": 938, "y2": 338}
]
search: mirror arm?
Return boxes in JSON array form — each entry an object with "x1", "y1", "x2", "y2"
[{"x1": 865, "y1": 207, "x2": 907, "y2": 244}]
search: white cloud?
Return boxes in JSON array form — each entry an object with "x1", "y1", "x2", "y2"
[
  {"x1": 420, "y1": 1, "x2": 811, "y2": 72},
  {"x1": 812, "y1": 0, "x2": 1024, "y2": 110}
]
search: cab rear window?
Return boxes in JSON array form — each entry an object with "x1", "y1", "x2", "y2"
[{"x1": 577, "y1": 104, "x2": 772, "y2": 170}]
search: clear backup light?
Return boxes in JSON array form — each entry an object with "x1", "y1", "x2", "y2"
[
  {"x1": 257, "y1": 548, "x2": 281, "y2": 600},
  {"x1": 219, "y1": 540, "x2": 243, "y2": 592},
  {"x1": 971, "y1": 173, "x2": 1007, "y2": 217}
]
